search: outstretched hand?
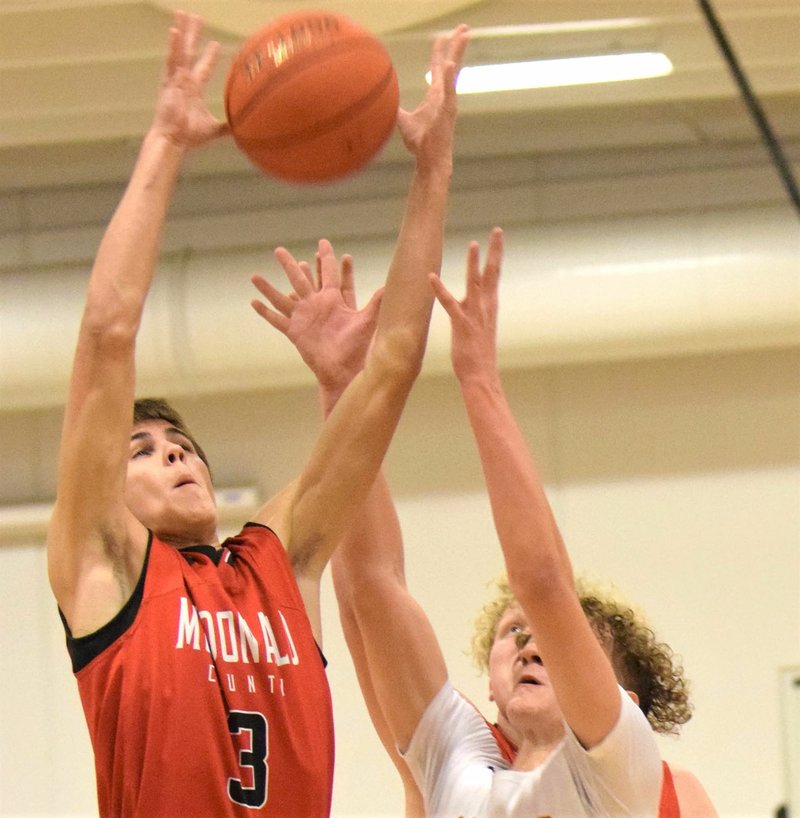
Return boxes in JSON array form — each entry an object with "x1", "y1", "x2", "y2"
[
  {"x1": 151, "y1": 11, "x2": 229, "y2": 149},
  {"x1": 397, "y1": 24, "x2": 469, "y2": 170},
  {"x1": 251, "y1": 239, "x2": 384, "y2": 396},
  {"x1": 429, "y1": 227, "x2": 504, "y2": 382}
]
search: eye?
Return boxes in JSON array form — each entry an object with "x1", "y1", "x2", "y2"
[
  {"x1": 131, "y1": 446, "x2": 152, "y2": 459},
  {"x1": 172, "y1": 435, "x2": 196, "y2": 455}
]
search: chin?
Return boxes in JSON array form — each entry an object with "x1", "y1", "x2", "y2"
[
  {"x1": 508, "y1": 689, "x2": 556, "y2": 715},
  {"x1": 158, "y1": 508, "x2": 218, "y2": 545}
]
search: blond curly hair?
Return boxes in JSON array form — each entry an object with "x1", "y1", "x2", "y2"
[{"x1": 471, "y1": 575, "x2": 692, "y2": 735}]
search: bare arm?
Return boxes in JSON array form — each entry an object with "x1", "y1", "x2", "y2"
[
  {"x1": 333, "y1": 476, "x2": 449, "y2": 749},
  {"x1": 250, "y1": 26, "x2": 469, "y2": 642},
  {"x1": 47, "y1": 12, "x2": 228, "y2": 636},
  {"x1": 256, "y1": 245, "x2": 436, "y2": 808},
  {"x1": 334, "y1": 569, "x2": 427, "y2": 817},
  {"x1": 430, "y1": 229, "x2": 621, "y2": 750}
]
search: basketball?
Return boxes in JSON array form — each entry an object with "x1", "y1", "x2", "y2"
[{"x1": 224, "y1": 10, "x2": 400, "y2": 184}]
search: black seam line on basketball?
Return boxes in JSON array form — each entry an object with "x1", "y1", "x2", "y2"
[
  {"x1": 233, "y1": 63, "x2": 396, "y2": 151},
  {"x1": 231, "y1": 36, "x2": 390, "y2": 126}
]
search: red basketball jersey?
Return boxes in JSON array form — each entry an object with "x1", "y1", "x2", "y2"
[
  {"x1": 63, "y1": 524, "x2": 333, "y2": 817},
  {"x1": 487, "y1": 721, "x2": 679, "y2": 816},
  {"x1": 658, "y1": 761, "x2": 681, "y2": 818}
]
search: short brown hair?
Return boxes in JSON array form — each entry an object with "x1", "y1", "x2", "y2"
[
  {"x1": 471, "y1": 575, "x2": 692, "y2": 734},
  {"x1": 133, "y1": 398, "x2": 211, "y2": 475}
]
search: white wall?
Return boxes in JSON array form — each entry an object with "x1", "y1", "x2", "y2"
[{"x1": 1, "y1": 347, "x2": 798, "y2": 817}]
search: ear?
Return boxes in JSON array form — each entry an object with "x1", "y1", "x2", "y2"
[
  {"x1": 488, "y1": 680, "x2": 495, "y2": 703},
  {"x1": 626, "y1": 689, "x2": 640, "y2": 706}
]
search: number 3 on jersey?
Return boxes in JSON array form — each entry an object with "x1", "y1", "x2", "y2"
[{"x1": 227, "y1": 710, "x2": 268, "y2": 808}]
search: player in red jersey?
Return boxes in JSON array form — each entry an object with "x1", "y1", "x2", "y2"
[{"x1": 46, "y1": 10, "x2": 469, "y2": 817}]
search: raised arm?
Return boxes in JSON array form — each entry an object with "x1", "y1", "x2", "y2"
[
  {"x1": 430, "y1": 229, "x2": 621, "y2": 750},
  {"x1": 260, "y1": 254, "x2": 434, "y2": 794},
  {"x1": 250, "y1": 26, "x2": 469, "y2": 642},
  {"x1": 47, "y1": 12, "x2": 228, "y2": 636},
  {"x1": 253, "y1": 244, "x2": 434, "y2": 808}
]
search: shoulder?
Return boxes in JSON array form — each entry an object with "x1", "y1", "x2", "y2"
[
  {"x1": 226, "y1": 522, "x2": 291, "y2": 569},
  {"x1": 563, "y1": 688, "x2": 662, "y2": 811},
  {"x1": 50, "y1": 508, "x2": 150, "y2": 638},
  {"x1": 581, "y1": 686, "x2": 657, "y2": 755},
  {"x1": 249, "y1": 480, "x2": 297, "y2": 550},
  {"x1": 670, "y1": 765, "x2": 718, "y2": 817},
  {"x1": 405, "y1": 682, "x2": 502, "y2": 763},
  {"x1": 404, "y1": 683, "x2": 500, "y2": 816},
  {"x1": 230, "y1": 522, "x2": 284, "y2": 547}
]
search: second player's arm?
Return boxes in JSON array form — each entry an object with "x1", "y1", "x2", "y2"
[{"x1": 432, "y1": 229, "x2": 621, "y2": 751}]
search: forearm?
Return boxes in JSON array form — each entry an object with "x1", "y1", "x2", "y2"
[
  {"x1": 371, "y1": 22, "x2": 465, "y2": 376},
  {"x1": 58, "y1": 131, "x2": 187, "y2": 547},
  {"x1": 84, "y1": 130, "x2": 186, "y2": 334},
  {"x1": 288, "y1": 162, "x2": 453, "y2": 564},
  {"x1": 371, "y1": 163, "x2": 451, "y2": 374},
  {"x1": 458, "y1": 371, "x2": 573, "y2": 594}
]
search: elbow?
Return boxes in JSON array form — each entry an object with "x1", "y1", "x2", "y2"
[
  {"x1": 337, "y1": 559, "x2": 404, "y2": 620},
  {"x1": 369, "y1": 330, "x2": 425, "y2": 387},
  {"x1": 79, "y1": 308, "x2": 138, "y2": 354}
]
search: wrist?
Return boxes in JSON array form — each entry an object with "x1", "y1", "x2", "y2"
[
  {"x1": 142, "y1": 127, "x2": 190, "y2": 161},
  {"x1": 125, "y1": 130, "x2": 188, "y2": 198},
  {"x1": 457, "y1": 366, "x2": 502, "y2": 393},
  {"x1": 414, "y1": 153, "x2": 453, "y2": 181},
  {"x1": 319, "y1": 382, "x2": 348, "y2": 417}
]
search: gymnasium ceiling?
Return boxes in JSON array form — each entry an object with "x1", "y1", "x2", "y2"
[
  {"x1": 1, "y1": 0, "x2": 799, "y2": 197},
  {"x1": 1, "y1": 0, "x2": 799, "y2": 525}
]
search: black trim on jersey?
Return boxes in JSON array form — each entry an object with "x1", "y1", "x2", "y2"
[
  {"x1": 59, "y1": 533, "x2": 153, "y2": 674},
  {"x1": 179, "y1": 543, "x2": 224, "y2": 565},
  {"x1": 59, "y1": 522, "x2": 331, "y2": 672},
  {"x1": 242, "y1": 521, "x2": 272, "y2": 533}
]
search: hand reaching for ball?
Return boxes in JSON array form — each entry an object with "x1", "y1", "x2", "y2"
[
  {"x1": 152, "y1": 11, "x2": 229, "y2": 149},
  {"x1": 397, "y1": 24, "x2": 470, "y2": 173}
]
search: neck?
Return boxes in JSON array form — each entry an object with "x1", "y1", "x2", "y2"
[
  {"x1": 496, "y1": 712, "x2": 566, "y2": 771},
  {"x1": 512, "y1": 736, "x2": 562, "y2": 771},
  {"x1": 156, "y1": 529, "x2": 221, "y2": 550}
]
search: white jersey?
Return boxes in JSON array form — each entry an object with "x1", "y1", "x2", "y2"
[{"x1": 404, "y1": 681, "x2": 662, "y2": 818}]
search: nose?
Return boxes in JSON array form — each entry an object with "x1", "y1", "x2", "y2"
[
  {"x1": 164, "y1": 442, "x2": 185, "y2": 465},
  {"x1": 515, "y1": 631, "x2": 543, "y2": 665}
]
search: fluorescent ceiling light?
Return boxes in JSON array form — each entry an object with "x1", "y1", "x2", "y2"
[
  {"x1": 449, "y1": 18, "x2": 653, "y2": 37},
  {"x1": 428, "y1": 52, "x2": 673, "y2": 93}
]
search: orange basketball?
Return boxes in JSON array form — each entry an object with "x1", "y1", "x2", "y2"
[{"x1": 224, "y1": 10, "x2": 399, "y2": 184}]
